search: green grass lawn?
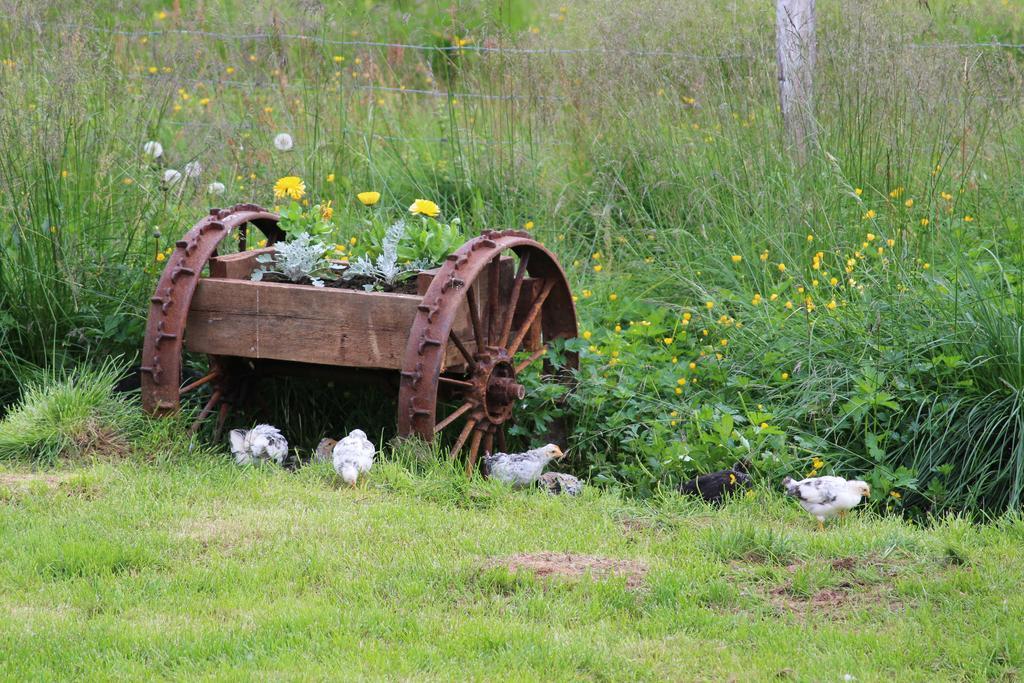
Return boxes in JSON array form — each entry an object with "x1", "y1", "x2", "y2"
[{"x1": 2, "y1": 456, "x2": 1022, "y2": 681}]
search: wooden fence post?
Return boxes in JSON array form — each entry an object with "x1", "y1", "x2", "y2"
[{"x1": 775, "y1": 0, "x2": 816, "y2": 162}]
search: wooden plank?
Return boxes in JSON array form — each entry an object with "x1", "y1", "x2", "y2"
[
  {"x1": 775, "y1": 0, "x2": 816, "y2": 162},
  {"x1": 209, "y1": 248, "x2": 275, "y2": 279},
  {"x1": 186, "y1": 279, "x2": 469, "y2": 371}
]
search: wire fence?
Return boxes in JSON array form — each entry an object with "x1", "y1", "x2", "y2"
[
  {"x1": 6, "y1": 15, "x2": 1023, "y2": 151},
  {"x1": 19, "y1": 20, "x2": 1024, "y2": 57}
]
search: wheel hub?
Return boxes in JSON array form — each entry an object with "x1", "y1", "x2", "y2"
[{"x1": 469, "y1": 350, "x2": 524, "y2": 425}]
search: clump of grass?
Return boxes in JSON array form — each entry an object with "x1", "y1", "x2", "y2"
[
  {"x1": 703, "y1": 520, "x2": 800, "y2": 565},
  {"x1": 0, "y1": 361, "x2": 142, "y2": 462}
]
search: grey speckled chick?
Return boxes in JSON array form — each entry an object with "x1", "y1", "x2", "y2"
[
  {"x1": 482, "y1": 444, "x2": 564, "y2": 487},
  {"x1": 229, "y1": 425, "x2": 288, "y2": 466},
  {"x1": 538, "y1": 472, "x2": 584, "y2": 496}
]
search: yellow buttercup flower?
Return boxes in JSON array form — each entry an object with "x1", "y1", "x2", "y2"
[
  {"x1": 273, "y1": 176, "x2": 305, "y2": 200},
  {"x1": 409, "y1": 198, "x2": 440, "y2": 217},
  {"x1": 863, "y1": 209, "x2": 876, "y2": 220},
  {"x1": 320, "y1": 201, "x2": 334, "y2": 221},
  {"x1": 731, "y1": 254, "x2": 742, "y2": 263},
  {"x1": 357, "y1": 191, "x2": 380, "y2": 206}
]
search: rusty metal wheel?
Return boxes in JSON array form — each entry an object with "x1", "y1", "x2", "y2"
[
  {"x1": 397, "y1": 230, "x2": 578, "y2": 474},
  {"x1": 141, "y1": 204, "x2": 284, "y2": 425}
]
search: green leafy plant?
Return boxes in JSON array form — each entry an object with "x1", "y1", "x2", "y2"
[{"x1": 251, "y1": 232, "x2": 337, "y2": 286}]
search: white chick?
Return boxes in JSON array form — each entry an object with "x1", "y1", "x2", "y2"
[
  {"x1": 229, "y1": 424, "x2": 288, "y2": 466},
  {"x1": 783, "y1": 475, "x2": 871, "y2": 530},
  {"x1": 482, "y1": 444, "x2": 564, "y2": 488},
  {"x1": 332, "y1": 429, "x2": 375, "y2": 486}
]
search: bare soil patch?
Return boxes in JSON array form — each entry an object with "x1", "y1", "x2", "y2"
[
  {"x1": 0, "y1": 472, "x2": 71, "y2": 489},
  {"x1": 488, "y1": 552, "x2": 648, "y2": 589}
]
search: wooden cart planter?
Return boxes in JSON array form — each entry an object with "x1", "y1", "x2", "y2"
[{"x1": 141, "y1": 204, "x2": 578, "y2": 471}]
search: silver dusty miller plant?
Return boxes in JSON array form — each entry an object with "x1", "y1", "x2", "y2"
[
  {"x1": 346, "y1": 219, "x2": 428, "y2": 290},
  {"x1": 250, "y1": 232, "x2": 336, "y2": 287}
]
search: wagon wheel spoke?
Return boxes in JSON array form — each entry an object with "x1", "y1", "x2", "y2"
[
  {"x1": 499, "y1": 252, "x2": 531, "y2": 349},
  {"x1": 486, "y1": 255, "x2": 501, "y2": 346},
  {"x1": 448, "y1": 330, "x2": 476, "y2": 371},
  {"x1": 465, "y1": 429, "x2": 485, "y2": 476},
  {"x1": 189, "y1": 388, "x2": 223, "y2": 433},
  {"x1": 495, "y1": 424, "x2": 507, "y2": 453},
  {"x1": 514, "y1": 345, "x2": 548, "y2": 374},
  {"x1": 179, "y1": 370, "x2": 220, "y2": 395},
  {"x1": 507, "y1": 278, "x2": 556, "y2": 357},
  {"x1": 438, "y1": 375, "x2": 474, "y2": 390},
  {"x1": 483, "y1": 430, "x2": 494, "y2": 461},
  {"x1": 434, "y1": 400, "x2": 475, "y2": 434},
  {"x1": 450, "y1": 418, "x2": 477, "y2": 461}
]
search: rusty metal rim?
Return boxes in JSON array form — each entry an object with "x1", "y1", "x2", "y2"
[
  {"x1": 141, "y1": 204, "x2": 284, "y2": 416},
  {"x1": 396, "y1": 230, "x2": 579, "y2": 471}
]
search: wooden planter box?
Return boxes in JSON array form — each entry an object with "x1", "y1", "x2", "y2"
[{"x1": 184, "y1": 248, "x2": 535, "y2": 372}]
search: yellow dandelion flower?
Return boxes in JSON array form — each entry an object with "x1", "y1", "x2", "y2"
[
  {"x1": 674, "y1": 387, "x2": 682, "y2": 395},
  {"x1": 904, "y1": 198, "x2": 914, "y2": 208},
  {"x1": 357, "y1": 191, "x2": 380, "y2": 206},
  {"x1": 582, "y1": 289, "x2": 592, "y2": 298},
  {"x1": 855, "y1": 187, "x2": 863, "y2": 196},
  {"x1": 863, "y1": 209, "x2": 876, "y2": 220},
  {"x1": 923, "y1": 262, "x2": 930, "y2": 270},
  {"x1": 806, "y1": 234, "x2": 814, "y2": 242},
  {"x1": 964, "y1": 215, "x2": 974, "y2": 222},
  {"x1": 770, "y1": 293, "x2": 778, "y2": 301},
  {"x1": 777, "y1": 262, "x2": 786, "y2": 272},
  {"x1": 683, "y1": 312, "x2": 692, "y2": 321},
  {"x1": 524, "y1": 220, "x2": 534, "y2": 230},
  {"x1": 326, "y1": 173, "x2": 336, "y2": 183},
  {"x1": 593, "y1": 264, "x2": 603, "y2": 273},
  {"x1": 760, "y1": 250, "x2": 769, "y2": 261},
  {"x1": 866, "y1": 233, "x2": 875, "y2": 242},
  {"x1": 731, "y1": 254, "x2": 742, "y2": 263},
  {"x1": 614, "y1": 324, "x2": 622, "y2": 332},
  {"x1": 409, "y1": 198, "x2": 440, "y2": 217},
  {"x1": 785, "y1": 300, "x2": 794, "y2": 309},
  {"x1": 826, "y1": 299, "x2": 837, "y2": 310},
  {"x1": 273, "y1": 176, "x2": 305, "y2": 200},
  {"x1": 920, "y1": 217, "x2": 930, "y2": 227},
  {"x1": 720, "y1": 338, "x2": 728, "y2": 346},
  {"x1": 752, "y1": 293, "x2": 762, "y2": 305},
  {"x1": 155, "y1": 252, "x2": 166, "y2": 262},
  {"x1": 677, "y1": 377, "x2": 686, "y2": 386},
  {"x1": 705, "y1": 301, "x2": 714, "y2": 310}
]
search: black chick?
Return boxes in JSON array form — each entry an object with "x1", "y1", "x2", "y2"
[{"x1": 678, "y1": 462, "x2": 751, "y2": 503}]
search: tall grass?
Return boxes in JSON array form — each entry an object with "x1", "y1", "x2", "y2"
[{"x1": 1, "y1": 0, "x2": 1024, "y2": 511}]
